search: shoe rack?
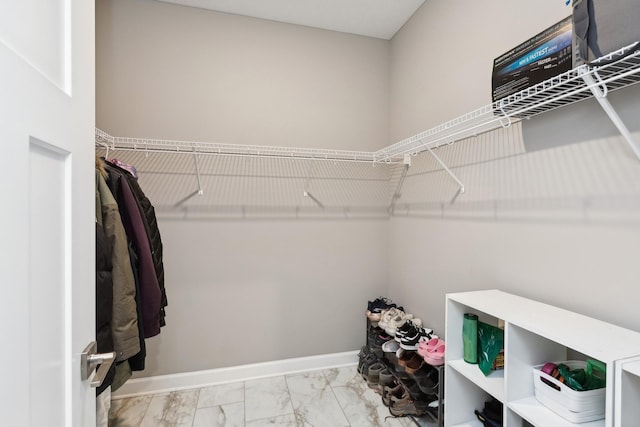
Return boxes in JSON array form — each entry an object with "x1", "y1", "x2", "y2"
[
  {"x1": 444, "y1": 290, "x2": 640, "y2": 427},
  {"x1": 365, "y1": 317, "x2": 445, "y2": 426}
]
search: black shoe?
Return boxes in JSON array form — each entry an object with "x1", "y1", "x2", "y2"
[
  {"x1": 400, "y1": 327, "x2": 434, "y2": 351},
  {"x1": 411, "y1": 365, "x2": 440, "y2": 395},
  {"x1": 367, "y1": 297, "x2": 396, "y2": 315},
  {"x1": 358, "y1": 353, "x2": 377, "y2": 375},
  {"x1": 366, "y1": 297, "x2": 396, "y2": 319},
  {"x1": 395, "y1": 322, "x2": 418, "y2": 343},
  {"x1": 393, "y1": 321, "x2": 416, "y2": 342},
  {"x1": 374, "y1": 333, "x2": 393, "y2": 347},
  {"x1": 367, "y1": 297, "x2": 391, "y2": 312}
]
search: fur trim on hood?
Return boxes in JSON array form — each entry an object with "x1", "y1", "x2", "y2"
[{"x1": 96, "y1": 155, "x2": 108, "y2": 179}]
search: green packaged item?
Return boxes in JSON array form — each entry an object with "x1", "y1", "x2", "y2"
[
  {"x1": 557, "y1": 359, "x2": 606, "y2": 391},
  {"x1": 477, "y1": 322, "x2": 504, "y2": 376}
]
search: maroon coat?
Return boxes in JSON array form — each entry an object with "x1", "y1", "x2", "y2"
[{"x1": 106, "y1": 165, "x2": 162, "y2": 338}]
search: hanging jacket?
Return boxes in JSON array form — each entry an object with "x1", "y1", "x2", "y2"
[
  {"x1": 95, "y1": 222, "x2": 116, "y2": 395},
  {"x1": 105, "y1": 165, "x2": 162, "y2": 338},
  {"x1": 106, "y1": 160, "x2": 167, "y2": 327},
  {"x1": 125, "y1": 243, "x2": 147, "y2": 371},
  {"x1": 112, "y1": 243, "x2": 148, "y2": 392},
  {"x1": 96, "y1": 169, "x2": 141, "y2": 360}
]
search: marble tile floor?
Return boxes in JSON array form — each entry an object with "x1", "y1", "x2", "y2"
[{"x1": 109, "y1": 365, "x2": 438, "y2": 427}]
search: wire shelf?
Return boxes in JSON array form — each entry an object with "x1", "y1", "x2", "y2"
[
  {"x1": 95, "y1": 129, "x2": 389, "y2": 164},
  {"x1": 97, "y1": 45, "x2": 640, "y2": 166},
  {"x1": 374, "y1": 43, "x2": 640, "y2": 162},
  {"x1": 95, "y1": 44, "x2": 640, "y2": 217}
]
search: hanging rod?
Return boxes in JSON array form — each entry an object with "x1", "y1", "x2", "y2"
[
  {"x1": 94, "y1": 129, "x2": 404, "y2": 164},
  {"x1": 374, "y1": 43, "x2": 640, "y2": 162}
]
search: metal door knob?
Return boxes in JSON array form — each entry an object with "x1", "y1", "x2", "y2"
[{"x1": 81, "y1": 341, "x2": 116, "y2": 388}]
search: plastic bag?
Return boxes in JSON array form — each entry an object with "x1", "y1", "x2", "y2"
[
  {"x1": 477, "y1": 322, "x2": 504, "y2": 376},
  {"x1": 557, "y1": 359, "x2": 606, "y2": 391}
]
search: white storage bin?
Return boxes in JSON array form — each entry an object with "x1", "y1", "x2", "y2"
[{"x1": 532, "y1": 361, "x2": 605, "y2": 423}]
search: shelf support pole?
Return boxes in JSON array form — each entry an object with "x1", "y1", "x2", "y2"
[
  {"x1": 389, "y1": 160, "x2": 410, "y2": 215},
  {"x1": 174, "y1": 151, "x2": 204, "y2": 207},
  {"x1": 581, "y1": 72, "x2": 640, "y2": 160},
  {"x1": 426, "y1": 147, "x2": 465, "y2": 195}
]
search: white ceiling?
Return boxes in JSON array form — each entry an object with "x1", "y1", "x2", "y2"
[{"x1": 156, "y1": 0, "x2": 426, "y2": 40}]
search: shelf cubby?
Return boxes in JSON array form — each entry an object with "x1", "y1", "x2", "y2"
[
  {"x1": 445, "y1": 366, "x2": 496, "y2": 427},
  {"x1": 615, "y1": 358, "x2": 640, "y2": 427}
]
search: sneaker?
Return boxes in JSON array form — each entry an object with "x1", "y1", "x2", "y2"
[
  {"x1": 387, "y1": 363, "x2": 411, "y2": 380},
  {"x1": 400, "y1": 327, "x2": 435, "y2": 351},
  {"x1": 382, "y1": 384, "x2": 406, "y2": 407},
  {"x1": 377, "y1": 369, "x2": 396, "y2": 394},
  {"x1": 375, "y1": 333, "x2": 393, "y2": 346},
  {"x1": 394, "y1": 320, "x2": 418, "y2": 342},
  {"x1": 357, "y1": 346, "x2": 371, "y2": 368},
  {"x1": 384, "y1": 314, "x2": 410, "y2": 337},
  {"x1": 378, "y1": 308, "x2": 401, "y2": 330},
  {"x1": 395, "y1": 322, "x2": 418, "y2": 343},
  {"x1": 411, "y1": 365, "x2": 440, "y2": 395},
  {"x1": 367, "y1": 326, "x2": 385, "y2": 346},
  {"x1": 381, "y1": 340, "x2": 400, "y2": 353},
  {"x1": 383, "y1": 346, "x2": 399, "y2": 366},
  {"x1": 381, "y1": 308, "x2": 413, "y2": 333},
  {"x1": 398, "y1": 379, "x2": 424, "y2": 400},
  {"x1": 358, "y1": 353, "x2": 377, "y2": 376},
  {"x1": 389, "y1": 396, "x2": 429, "y2": 417},
  {"x1": 366, "y1": 363, "x2": 385, "y2": 388},
  {"x1": 378, "y1": 369, "x2": 395, "y2": 387},
  {"x1": 366, "y1": 298, "x2": 396, "y2": 321},
  {"x1": 357, "y1": 345, "x2": 370, "y2": 359}
]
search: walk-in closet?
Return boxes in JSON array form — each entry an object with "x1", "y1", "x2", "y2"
[{"x1": 3, "y1": 0, "x2": 640, "y2": 426}]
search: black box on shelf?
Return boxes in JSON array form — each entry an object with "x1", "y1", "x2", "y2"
[{"x1": 491, "y1": 16, "x2": 573, "y2": 102}]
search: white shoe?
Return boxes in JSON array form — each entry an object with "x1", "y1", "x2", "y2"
[
  {"x1": 378, "y1": 308, "x2": 399, "y2": 330},
  {"x1": 385, "y1": 314, "x2": 408, "y2": 337}
]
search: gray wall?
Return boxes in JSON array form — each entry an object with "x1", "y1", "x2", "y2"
[
  {"x1": 148, "y1": 219, "x2": 388, "y2": 375},
  {"x1": 96, "y1": 0, "x2": 390, "y2": 150},
  {"x1": 388, "y1": 1, "x2": 640, "y2": 337},
  {"x1": 96, "y1": 0, "x2": 390, "y2": 377}
]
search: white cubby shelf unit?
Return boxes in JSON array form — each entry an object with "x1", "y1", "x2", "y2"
[
  {"x1": 615, "y1": 357, "x2": 640, "y2": 427},
  {"x1": 444, "y1": 290, "x2": 640, "y2": 427}
]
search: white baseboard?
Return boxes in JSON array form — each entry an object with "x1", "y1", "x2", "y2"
[{"x1": 112, "y1": 350, "x2": 359, "y2": 398}]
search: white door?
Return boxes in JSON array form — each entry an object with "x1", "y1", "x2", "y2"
[{"x1": 0, "y1": 0, "x2": 97, "y2": 426}]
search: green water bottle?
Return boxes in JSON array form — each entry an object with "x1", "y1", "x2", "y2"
[{"x1": 463, "y1": 313, "x2": 478, "y2": 364}]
